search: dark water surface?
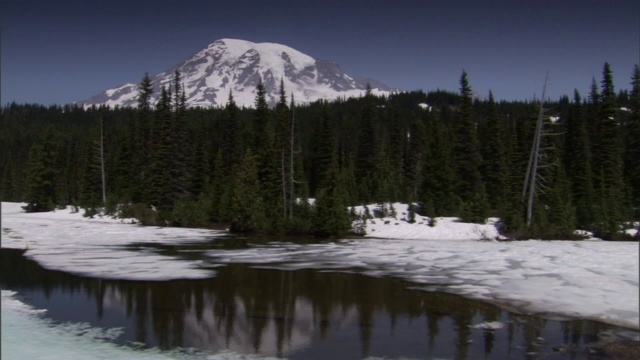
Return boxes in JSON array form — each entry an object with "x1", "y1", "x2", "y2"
[{"x1": 1, "y1": 247, "x2": 636, "y2": 359}]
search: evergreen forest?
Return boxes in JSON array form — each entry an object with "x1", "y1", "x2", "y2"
[{"x1": 2, "y1": 64, "x2": 639, "y2": 240}]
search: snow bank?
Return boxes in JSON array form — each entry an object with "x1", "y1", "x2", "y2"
[
  {"x1": 1, "y1": 202, "x2": 223, "y2": 280},
  {"x1": 1, "y1": 290, "x2": 284, "y2": 360},
  {"x1": 351, "y1": 203, "x2": 502, "y2": 240}
]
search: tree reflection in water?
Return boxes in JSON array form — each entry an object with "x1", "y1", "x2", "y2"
[{"x1": 1, "y1": 248, "x2": 626, "y2": 359}]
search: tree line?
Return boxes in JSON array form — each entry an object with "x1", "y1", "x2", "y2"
[{"x1": 1, "y1": 64, "x2": 638, "y2": 239}]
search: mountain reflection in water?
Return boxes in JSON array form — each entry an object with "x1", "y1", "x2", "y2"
[{"x1": 1, "y1": 248, "x2": 630, "y2": 359}]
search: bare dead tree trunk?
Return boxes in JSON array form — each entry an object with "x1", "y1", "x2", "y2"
[{"x1": 523, "y1": 74, "x2": 549, "y2": 227}]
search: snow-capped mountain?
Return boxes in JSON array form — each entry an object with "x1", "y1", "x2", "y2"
[{"x1": 80, "y1": 39, "x2": 396, "y2": 108}]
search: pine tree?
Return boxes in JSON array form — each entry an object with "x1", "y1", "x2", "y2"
[
  {"x1": 132, "y1": 73, "x2": 154, "y2": 203},
  {"x1": 355, "y1": 84, "x2": 377, "y2": 202},
  {"x1": 252, "y1": 78, "x2": 269, "y2": 153},
  {"x1": 591, "y1": 63, "x2": 625, "y2": 238},
  {"x1": 453, "y1": 71, "x2": 488, "y2": 222},
  {"x1": 312, "y1": 156, "x2": 351, "y2": 237},
  {"x1": 274, "y1": 79, "x2": 292, "y2": 219},
  {"x1": 229, "y1": 149, "x2": 266, "y2": 233},
  {"x1": 219, "y1": 91, "x2": 241, "y2": 173},
  {"x1": 169, "y1": 71, "x2": 191, "y2": 202},
  {"x1": 23, "y1": 143, "x2": 57, "y2": 212},
  {"x1": 309, "y1": 104, "x2": 335, "y2": 196},
  {"x1": 145, "y1": 85, "x2": 174, "y2": 212},
  {"x1": 480, "y1": 91, "x2": 506, "y2": 209},
  {"x1": 625, "y1": 65, "x2": 640, "y2": 209},
  {"x1": 137, "y1": 73, "x2": 154, "y2": 111},
  {"x1": 564, "y1": 90, "x2": 595, "y2": 228},
  {"x1": 421, "y1": 110, "x2": 458, "y2": 215},
  {"x1": 404, "y1": 117, "x2": 425, "y2": 203}
]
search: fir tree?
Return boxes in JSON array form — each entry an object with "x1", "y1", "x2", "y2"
[
  {"x1": 355, "y1": 84, "x2": 377, "y2": 202},
  {"x1": 480, "y1": 91, "x2": 506, "y2": 209},
  {"x1": 23, "y1": 143, "x2": 57, "y2": 212},
  {"x1": 564, "y1": 90, "x2": 595, "y2": 227},
  {"x1": 219, "y1": 91, "x2": 241, "y2": 173},
  {"x1": 453, "y1": 71, "x2": 488, "y2": 222},
  {"x1": 145, "y1": 85, "x2": 174, "y2": 212},
  {"x1": 625, "y1": 65, "x2": 640, "y2": 209},
  {"x1": 312, "y1": 156, "x2": 351, "y2": 237},
  {"x1": 252, "y1": 78, "x2": 269, "y2": 153},
  {"x1": 309, "y1": 104, "x2": 335, "y2": 196},
  {"x1": 592, "y1": 63, "x2": 625, "y2": 238},
  {"x1": 421, "y1": 110, "x2": 458, "y2": 215},
  {"x1": 229, "y1": 149, "x2": 266, "y2": 233}
]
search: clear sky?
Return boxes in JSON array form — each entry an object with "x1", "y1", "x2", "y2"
[{"x1": 1, "y1": 0, "x2": 638, "y2": 105}]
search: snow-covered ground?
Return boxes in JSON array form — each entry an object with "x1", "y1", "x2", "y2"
[
  {"x1": 1, "y1": 202, "x2": 221, "y2": 280},
  {"x1": 2, "y1": 201, "x2": 639, "y2": 336}
]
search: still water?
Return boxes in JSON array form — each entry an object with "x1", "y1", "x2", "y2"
[{"x1": 0, "y1": 245, "x2": 635, "y2": 359}]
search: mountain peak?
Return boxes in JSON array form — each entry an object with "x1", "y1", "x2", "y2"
[{"x1": 80, "y1": 39, "x2": 396, "y2": 108}]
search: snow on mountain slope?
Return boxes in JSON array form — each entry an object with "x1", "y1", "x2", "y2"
[{"x1": 80, "y1": 39, "x2": 396, "y2": 108}]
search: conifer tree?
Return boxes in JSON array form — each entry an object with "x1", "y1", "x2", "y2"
[
  {"x1": 421, "y1": 110, "x2": 458, "y2": 215},
  {"x1": 170, "y1": 71, "x2": 191, "y2": 201},
  {"x1": 229, "y1": 149, "x2": 266, "y2": 233},
  {"x1": 312, "y1": 156, "x2": 351, "y2": 237},
  {"x1": 23, "y1": 143, "x2": 57, "y2": 212},
  {"x1": 355, "y1": 84, "x2": 377, "y2": 202},
  {"x1": 453, "y1": 71, "x2": 488, "y2": 222},
  {"x1": 404, "y1": 118, "x2": 425, "y2": 203},
  {"x1": 145, "y1": 85, "x2": 174, "y2": 212},
  {"x1": 132, "y1": 73, "x2": 154, "y2": 203},
  {"x1": 309, "y1": 104, "x2": 335, "y2": 196},
  {"x1": 274, "y1": 79, "x2": 292, "y2": 219},
  {"x1": 564, "y1": 90, "x2": 595, "y2": 227},
  {"x1": 592, "y1": 63, "x2": 625, "y2": 237},
  {"x1": 625, "y1": 65, "x2": 640, "y2": 209},
  {"x1": 137, "y1": 73, "x2": 154, "y2": 111},
  {"x1": 219, "y1": 91, "x2": 241, "y2": 172},
  {"x1": 252, "y1": 78, "x2": 269, "y2": 153},
  {"x1": 480, "y1": 91, "x2": 506, "y2": 209}
]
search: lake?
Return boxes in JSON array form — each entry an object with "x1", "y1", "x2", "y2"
[{"x1": 2, "y1": 242, "x2": 637, "y2": 360}]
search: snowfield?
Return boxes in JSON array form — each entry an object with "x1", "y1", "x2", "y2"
[{"x1": 2, "y1": 202, "x2": 639, "y2": 332}]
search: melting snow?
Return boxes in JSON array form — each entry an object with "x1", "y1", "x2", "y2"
[{"x1": 2, "y1": 202, "x2": 639, "y2": 331}]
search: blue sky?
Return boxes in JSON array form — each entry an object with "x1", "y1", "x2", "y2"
[{"x1": 1, "y1": 0, "x2": 638, "y2": 105}]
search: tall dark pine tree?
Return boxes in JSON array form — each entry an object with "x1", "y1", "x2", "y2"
[
  {"x1": 421, "y1": 110, "x2": 458, "y2": 215},
  {"x1": 625, "y1": 65, "x2": 640, "y2": 211},
  {"x1": 145, "y1": 85, "x2": 174, "y2": 211},
  {"x1": 453, "y1": 71, "x2": 488, "y2": 222},
  {"x1": 229, "y1": 149, "x2": 266, "y2": 233},
  {"x1": 252, "y1": 78, "x2": 269, "y2": 154},
  {"x1": 355, "y1": 84, "x2": 377, "y2": 202},
  {"x1": 480, "y1": 91, "x2": 506, "y2": 209},
  {"x1": 219, "y1": 91, "x2": 241, "y2": 173},
  {"x1": 137, "y1": 73, "x2": 154, "y2": 111},
  {"x1": 309, "y1": 103, "x2": 335, "y2": 197},
  {"x1": 274, "y1": 79, "x2": 292, "y2": 218},
  {"x1": 564, "y1": 90, "x2": 595, "y2": 228},
  {"x1": 312, "y1": 155, "x2": 351, "y2": 237},
  {"x1": 170, "y1": 71, "x2": 191, "y2": 201},
  {"x1": 133, "y1": 73, "x2": 154, "y2": 203},
  {"x1": 592, "y1": 63, "x2": 625, "y2": 238},
  {"x1": 23, "y1": 143, "x2": 57, "y2": 212}
]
